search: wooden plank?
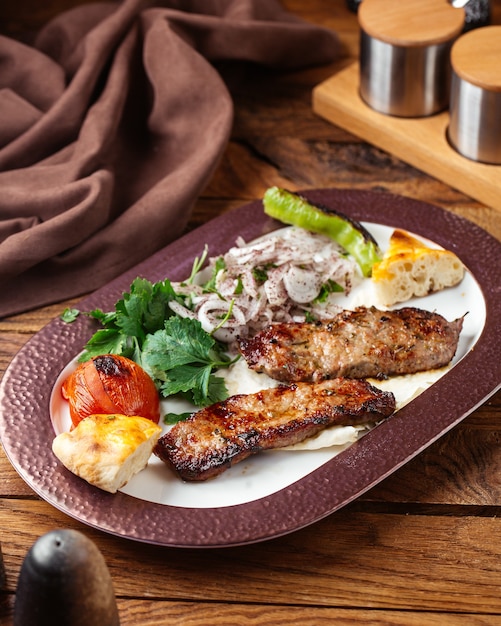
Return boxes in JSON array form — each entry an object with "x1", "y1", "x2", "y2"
[
  {"x1": 2, "y1": 598, "x2": 500, "y2": 626},
  {"x1": 312, "y1": 63, "x2": 501, "y2": 213},
  {"x1": 2, "y1": 500, "x2": 501, "y2": 614},
  {"x1": 115, "y1": 603, "x2": 501, "y2": 626}
]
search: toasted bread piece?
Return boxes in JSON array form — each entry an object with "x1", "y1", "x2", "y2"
[
  {"x1": 52, "y1": 414, "x2": 162, "y2": 493},
  {"x1": 372, "y1": 229, "x2": 464, "y2": 306}
]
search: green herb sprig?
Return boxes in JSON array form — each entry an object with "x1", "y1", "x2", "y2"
[{"x1": 69, "y1": 272, "x2": 235, "y2": 408}]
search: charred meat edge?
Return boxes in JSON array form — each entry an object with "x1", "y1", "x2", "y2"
[{"x1": 154, "y1": 377, "x2": 395, "y2": 481}]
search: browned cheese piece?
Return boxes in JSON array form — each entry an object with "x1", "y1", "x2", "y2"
[
  {"x1": 238, "y1": 306, "x2": 464, "y2": 383},
  {"x1": 154, "y1": 378, "x2": 395, "y2": 481}
]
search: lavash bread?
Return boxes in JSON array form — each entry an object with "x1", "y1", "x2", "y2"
[
  {"x1": 372, "y1": 229, "x2": 465, "y2": 306},
  {"x1": 52, "y1": 414, "x2": 162, "y2": 493}
]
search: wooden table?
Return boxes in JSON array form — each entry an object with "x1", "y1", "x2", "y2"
[{"x1": 1, "y1": 2, "x2": 501, "y2": 624}]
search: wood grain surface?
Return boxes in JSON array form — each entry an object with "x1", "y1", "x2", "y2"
[
  {"x1": 1, "y1": 1, "x2": 501, "y2": 625},
  {"x1": 451, "y1": 25, "x2": 501, "y2": 90},
  {"x1": 358, "y1": 0, "x2": 465, "y2": 45}
]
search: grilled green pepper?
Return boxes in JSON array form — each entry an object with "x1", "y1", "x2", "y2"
[{"x1": 263, "y1": 187, "x2": 381, "y2": 277}]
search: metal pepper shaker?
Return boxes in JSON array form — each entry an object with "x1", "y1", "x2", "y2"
[
  {"x1": 448, "y1": 25, "x2": 501, "y2": 164},
  {"x1": 358, "y1": 0, "x2": 465, "y2": 117}
]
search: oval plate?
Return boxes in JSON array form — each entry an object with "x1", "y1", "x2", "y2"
[{"x1": 1, "y1": 189, "x2": 500, "y2": 547}]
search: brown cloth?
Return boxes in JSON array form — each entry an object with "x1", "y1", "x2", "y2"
[{"x1": 0, "y1": 0, "x2": 340, "y2": 318}]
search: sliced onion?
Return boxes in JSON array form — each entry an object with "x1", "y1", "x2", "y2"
[
  {"x1": 172, "y1": 226, "x2": 361, "y2": 349},
  {"x1": 168, "y1": 300, "x2": 196, "y2": 319},
  {"x1": 283, "y1": 266, "x2": 321, "y2": 303},
  {"x1": 197, "y1": 298, "x2": 234, "y2": 334},
  {"x1": 264, "y1": 266, "x2": 289, "y2": 306}
]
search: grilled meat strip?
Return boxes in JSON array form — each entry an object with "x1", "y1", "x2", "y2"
[
  {"x1": 238, "y1": 306, "x2": 464, "y2": 383},
  {"x1": 154, "y1": 378, "x2": 395, "y2": 481}
]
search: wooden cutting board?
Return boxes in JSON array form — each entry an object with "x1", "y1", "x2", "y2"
[{"x1": 312, "y1": 62, "x2": 501, "y2": 212}]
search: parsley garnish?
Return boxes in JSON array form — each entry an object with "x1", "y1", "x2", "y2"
[
  {"x1": 164, "y1": 411, "x2": 193, "y2": 424},
  {"x1": 79, "y1": 277, "x2": 181, "y2": 363},
  {"x1": 314, "y1": 279, "x2": 344, "y2": 304},
  {"x1": 61, "y1": 308, "x2": 80, "y2": 323},
  {"x1": 72, "y1": 274, "x2": 235, "y2": 408},
  {"x1": 252, "y1": 263, "x2": 276, "y2": 284},
  {"x1": 203, "y1": 256, "x2": 226, "y2": 292},
  {"x1": 141, "y1": 316, "x2": 234, "y2": 406}
]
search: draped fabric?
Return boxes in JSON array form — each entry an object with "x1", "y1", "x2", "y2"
[{"x1": 0, "y1": 0, "x2": 340, "y2": 317}]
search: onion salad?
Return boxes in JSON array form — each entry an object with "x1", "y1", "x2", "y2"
[{"x1": 170, "y1": 226, "x2": 363, "y2": 349}]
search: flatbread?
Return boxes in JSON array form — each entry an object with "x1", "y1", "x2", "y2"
[
  {"x1": 372, "y1": 229, "x2": 465, "y2": 306},
  {"x1": 52, "y1": 414, "x2": 162, "y2": 493}
]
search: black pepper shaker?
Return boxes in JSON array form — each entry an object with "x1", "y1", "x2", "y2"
[
  {"x1": 14, "y1": 529, "x2": 120, "y2": 626},
  {"x1": 461, "y1": 0, "x2": 491, "y2": 30},
  {"x1": 346, "y1": 0, "x2": 362, "y2": 11}
]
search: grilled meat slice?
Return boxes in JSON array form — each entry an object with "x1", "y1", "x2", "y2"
[
  {"x1": 238, "y1": 306, "x2": 464, "y2": 383},
  {"x1": 154, "y1": 378, "x2": 395, "y2": 481}
]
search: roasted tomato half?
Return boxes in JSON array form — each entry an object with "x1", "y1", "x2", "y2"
[{"x1": 62, "y1": 354, "x2": 160, "y2": 427}]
